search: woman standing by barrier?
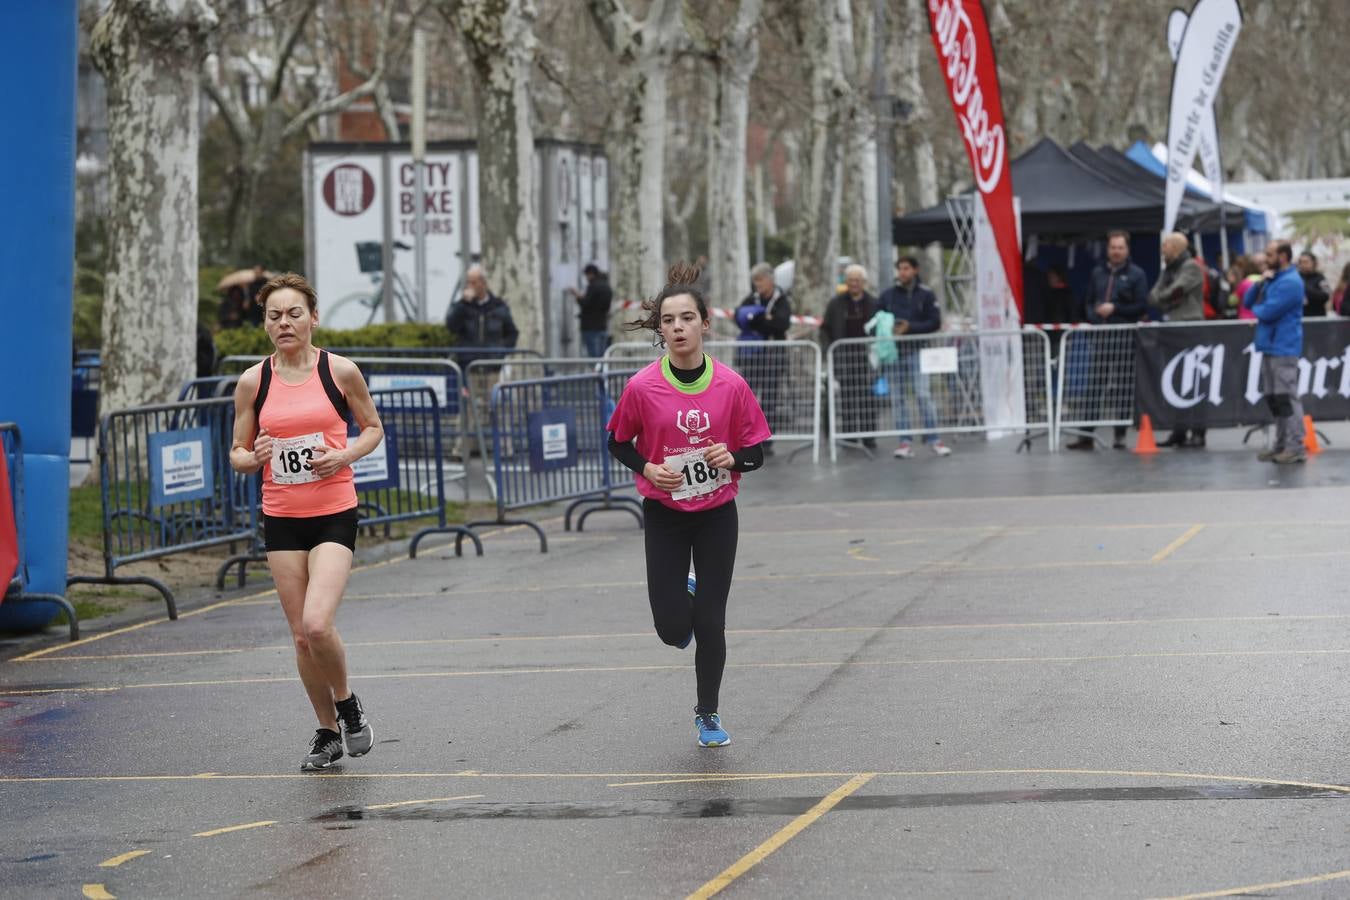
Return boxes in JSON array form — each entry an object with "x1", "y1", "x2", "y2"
[
  {"x1": 606, "y1": 263, "x2": 772, "y2": 748},
  {"x1": 229, "y1": 273, "x2": 385, "y2": 770}
]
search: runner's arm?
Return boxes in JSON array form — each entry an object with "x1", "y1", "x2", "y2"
[
  {"x1": 729, "y1": 443, "x2": 764, "y2": 472},
  {"x1": 607, "y1": 431, "x2": 648, "y2": 474},
  {"x1": 229, "y1": 367, "x2": 265, "y2": 474}
]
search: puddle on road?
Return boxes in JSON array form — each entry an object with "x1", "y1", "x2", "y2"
[{"x1": 312, "y1": 782, "x2": 1346, "y2": 823}]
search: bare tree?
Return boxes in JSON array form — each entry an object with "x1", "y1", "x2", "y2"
[
  {"x1": 203, "y1": 0, "x2": 418, "y2": 260},
  {"x1": 439, "y1": 0, "x2": 544, "y2": 350},
  {"x1": 92, "y1": 0, "x2": 217, "y2": 413},
  {"x1": 790, "y1": 0, "x2": 850, "y2": 314},
  {"x1": 585, "y1": 0, "x2": 686, "y2": 306},
  {"x1": 689, "y1": 0, "x2": 764, "y2": 308},
  {"x1": 892, "y1": 0, "x2": 942, "y2": 293}
]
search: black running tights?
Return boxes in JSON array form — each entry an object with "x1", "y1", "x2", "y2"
[{"x1": 642, "y1": 497, "x2": 738, "y2": 712}]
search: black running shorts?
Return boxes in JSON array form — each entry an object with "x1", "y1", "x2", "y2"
[{"x1": 263, "y1": 507, "x2": 359, "y2": 552}]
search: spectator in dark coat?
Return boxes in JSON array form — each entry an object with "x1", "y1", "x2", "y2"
[
  {"x1": 569, "y1": 263, "x2": 613, "y2": 357},
  {"x1": 1067, "y1": 231, "x2": 1150, "y2": 451},
  {"x1": 1298, "y1": 251, "x2": 1331, "y2": 317},
  {"x1": 877, "y1": 256, "x2": 950, "y2": 458},
  {"x1": 445, "y1": 264, "x2": 520, "y2": 365},
  {"x1": 820, "y1": 264, "x2": 878, "y2": 448},
  {"x1": 735, "y1": 262, "x2": 792, "y2": 453}
]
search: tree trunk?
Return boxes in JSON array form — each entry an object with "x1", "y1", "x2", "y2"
[
  {"x1": 840, "y1": 0, "x2": 877, "y2": 285},
  {"x1": 91, "y1": 0, "x2": 217, "y2": 414},
  {"x1": 705, "y1": 0, "x2": 762, "y2": 309},
  {"x1": 792, "y1": 0, "x2": 850, "y2": 315},
  {"x1": 894, "y1": 0, "x2": 942, "y2": 298},
  {"x1": 452, "y1": 0, "x2": 544, "y2": 351},
  {"x1": 586, "y1": 0, "x2": 684, "y2": 310}
]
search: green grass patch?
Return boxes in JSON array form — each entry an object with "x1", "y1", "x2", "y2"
[{"x1": 69, "y1": 482, "x2": 107, "y2": 543}]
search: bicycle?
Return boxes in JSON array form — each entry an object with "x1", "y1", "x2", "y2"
[{"x1": 327, "y1": 240, "x2": 422, "y2": 327}]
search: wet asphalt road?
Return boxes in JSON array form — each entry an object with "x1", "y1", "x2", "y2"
[{"x1": 5, "y1": 428, "x2": 1350, "y2": 899}]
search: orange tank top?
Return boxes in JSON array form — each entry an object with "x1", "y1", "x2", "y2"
[{"x1": 255, "y1": 350, "x2": 357, "y2": 517}]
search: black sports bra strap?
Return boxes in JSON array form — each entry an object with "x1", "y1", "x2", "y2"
[
  {"x1": 317, "y1": 350, "x2": 352, "y2": 424},
  {"x1": 252, "y1": 355, "x2": 273, "y2": 423}
]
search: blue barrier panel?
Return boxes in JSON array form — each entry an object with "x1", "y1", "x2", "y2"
[
  {"x1": 2, "y1": 423, "x2": 78, "y2": 639},
  {"x1": 0, "y1": 2, "x2": 76, "y2": 632},
  {"x1": 67, "y1": 396, "x2": 260, "y2": 617},
  {"x1": 461, "y1": 371, "x2": 642, "y2": 553}
]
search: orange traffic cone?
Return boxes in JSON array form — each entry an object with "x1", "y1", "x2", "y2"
[
  {"x1": 1133, "y1": 415, "x2": 1159, "y2": 455},
  {"x1": 1303, "y1": 415, "x2": 1322, "y2": 454}
]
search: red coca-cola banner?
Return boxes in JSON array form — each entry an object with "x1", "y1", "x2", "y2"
[{"x1": 927, "y1": 0, "x2": 1022, "y2": 315}]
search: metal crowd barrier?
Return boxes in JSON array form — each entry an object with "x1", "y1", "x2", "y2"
[
  {"x1": 216, "y1": 355, "x2": 470, "y2": 501},
  {"x1": 2, "y1": 422, "x2": 79, "y2": 640},
  {"x1": 177, "y1": 375, "x2": 239, "y2": 403},
  {"x1": 463, "y1": 357, "x2": 608, "y2": 493},
  {"x1": 604, "y1": 340, "x2": 823, "y2": 463},
  {"x1": 1053, "y1": 325, "x2": 1137, "y2": 448},
  {"x1": 465, "y1": 370, "x2": 643, "y2": 553},
  {"x1": 217, "y1": 385, "x2": 484, "y2": 588},
  {"x1": 826, "y1": 329, "x2": 1056, "y2": 460},
  {"x1": 67, "y1": 395, "x2": 256, "y2": 616}
]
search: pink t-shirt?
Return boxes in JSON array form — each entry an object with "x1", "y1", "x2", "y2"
[{"x1": 608, "y1": 356, "x2": 771, "y2": 512}]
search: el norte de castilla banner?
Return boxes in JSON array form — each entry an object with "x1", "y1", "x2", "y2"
[{"x1": 1134, "y1": 322, "x2": 1350, "y2": 430}]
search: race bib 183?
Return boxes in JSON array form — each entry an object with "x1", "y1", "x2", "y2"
[
  {"x1": 271, "y1": 432, "x2": 326, "y2": 485},
  {"x1": 664, "y1": 449, "x2": 730, "y2": 501}
]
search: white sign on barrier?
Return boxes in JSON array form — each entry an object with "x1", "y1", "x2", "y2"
[
  {"x1": 351, "y1": 436, "x2": 390, "y2": 484},
  {"x1": 919, "y1": 346, "x2": 959, "y2": 375},
  {"x1": 369, "y1": 373, "x2": 446, "y2": 407}
]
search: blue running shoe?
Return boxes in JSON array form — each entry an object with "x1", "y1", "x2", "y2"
[{"x1": 695, "y1": 711, "x2": 731, "y2": 748}]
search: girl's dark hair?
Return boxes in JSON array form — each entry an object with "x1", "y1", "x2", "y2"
[{"x1": 626, "y1": 261, "x2": 709, "y2": 342}]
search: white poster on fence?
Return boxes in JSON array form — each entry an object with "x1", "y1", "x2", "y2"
[{"x1": 974, "y1": 194, "x2": 1025, "y2": 438}]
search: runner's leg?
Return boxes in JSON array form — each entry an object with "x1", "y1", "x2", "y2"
[
  {"x1": 689, "y1": 500, "x2": 738, "y2": 712},
  {"x1": 301, "y1": 542, "x2": 355, "y2": 708},
  {"x1": 270, "y1": 549, "x2": 339, "y2": 731},
  {"x1": 643, "y1": 499, "x2": 695, "y2": 646}
]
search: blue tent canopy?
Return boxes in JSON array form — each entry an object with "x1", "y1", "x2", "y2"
[{"x1": 1123, "y1": 141, "x2": 1268, "y2": 234}]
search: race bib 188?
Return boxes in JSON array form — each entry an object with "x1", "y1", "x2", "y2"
[
  {"x1": 271, "y1": 432, "x2": 326, "y2": 485},
  {"x1": 664, "y1": 449, "x2": 730, "y2": 501}
]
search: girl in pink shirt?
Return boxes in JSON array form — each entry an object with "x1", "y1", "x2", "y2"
[{"x1": 607, "y1": 263, "x2": 771, "y2": 748}]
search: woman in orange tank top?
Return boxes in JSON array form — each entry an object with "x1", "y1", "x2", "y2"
[{"x1": 229, "y1": 273, "x2": 385, "y2": 771}]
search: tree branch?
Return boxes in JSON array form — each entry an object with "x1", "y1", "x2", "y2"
[{"x1": 266, "y1": 0, "x2": 319, "y2": 107}]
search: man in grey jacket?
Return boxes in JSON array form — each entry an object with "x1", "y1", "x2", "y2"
[{"x1": 1149, "y1": 232, "x2": 1207, "y2": 447}]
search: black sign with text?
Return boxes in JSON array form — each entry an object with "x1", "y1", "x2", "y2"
[{"x1": 1134, "y1": 321, "x2": 1350, "y2": 429}]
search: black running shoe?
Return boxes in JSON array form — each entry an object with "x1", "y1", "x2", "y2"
[
  {"x1": 302, "y1": 728, "x2": 344, "y2": 771},
  {"x1": 335, "y1": 693, "x2": 374, "y2": 757}
]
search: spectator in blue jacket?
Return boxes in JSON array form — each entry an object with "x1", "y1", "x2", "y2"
[
  {"x1": 1247, "y1": 240, "x2": 1307, "y2": 463},
  {"x1": 1066, "y1": 231, "x2": 1149, "y2": 451},
  {"x1": 877, "y1": 256, "x2": 950, "y2": 458}
]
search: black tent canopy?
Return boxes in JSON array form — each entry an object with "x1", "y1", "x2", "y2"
[{"x1": 892, "y1": 137, "x2": 1246, "y2": 247}]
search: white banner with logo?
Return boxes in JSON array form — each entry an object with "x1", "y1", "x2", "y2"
[
  {"x1": 1135, "y1": 321, "x2": 1350, "y2": 428},
  {"x1": 1163, "y1": 0, "x2": 1243, "y2": 234},
  {"x1": 975, "y1": 194, "x2": 1025, "y2": 436}
]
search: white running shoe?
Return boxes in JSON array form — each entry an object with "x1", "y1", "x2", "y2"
[
  {"x1": 931, "y1": 440, "x2": 953, "y2": 457},
  {"x1": 893, "y1": 443, "x2": 914, "y2": 459}
]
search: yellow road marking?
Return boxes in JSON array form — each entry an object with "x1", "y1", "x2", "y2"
[
  {"x1": 98, "y1": 849, "x2": 150, "y2": 868},
  {"x1": 1152, "y1": 524, "x2": 1205, "y2": 563},
  {"x1": 688, "y1": 773, "x2": 875, "y2": 899},
  {"x1": 82, "y1": 885, "x2": 115, "y2": 899},
  {"x1": 192, "y1": 820, "x2": 276, "y2": 838},
  {"x1": 846, "y1": 546, "x2": 879, "y2": 562},
  {"x1": 11, "y1": 648, "x2": 1350, "y2": 696},
  {"x1": 24, "y1": 613, "x2": 1350, "y2": 664},
  {"x1": 1154, "y1": 867, "x2": 1350, "y2": 899},
  {"x1": 610, "y1": 774, "x2": 837, "y2": 788},
  {"x1": 1, "y1": 769, "x2": 1347, "y2": 792},
  {"x1": 365, "y1": 794, "x2": 484, "y2": 810}
]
